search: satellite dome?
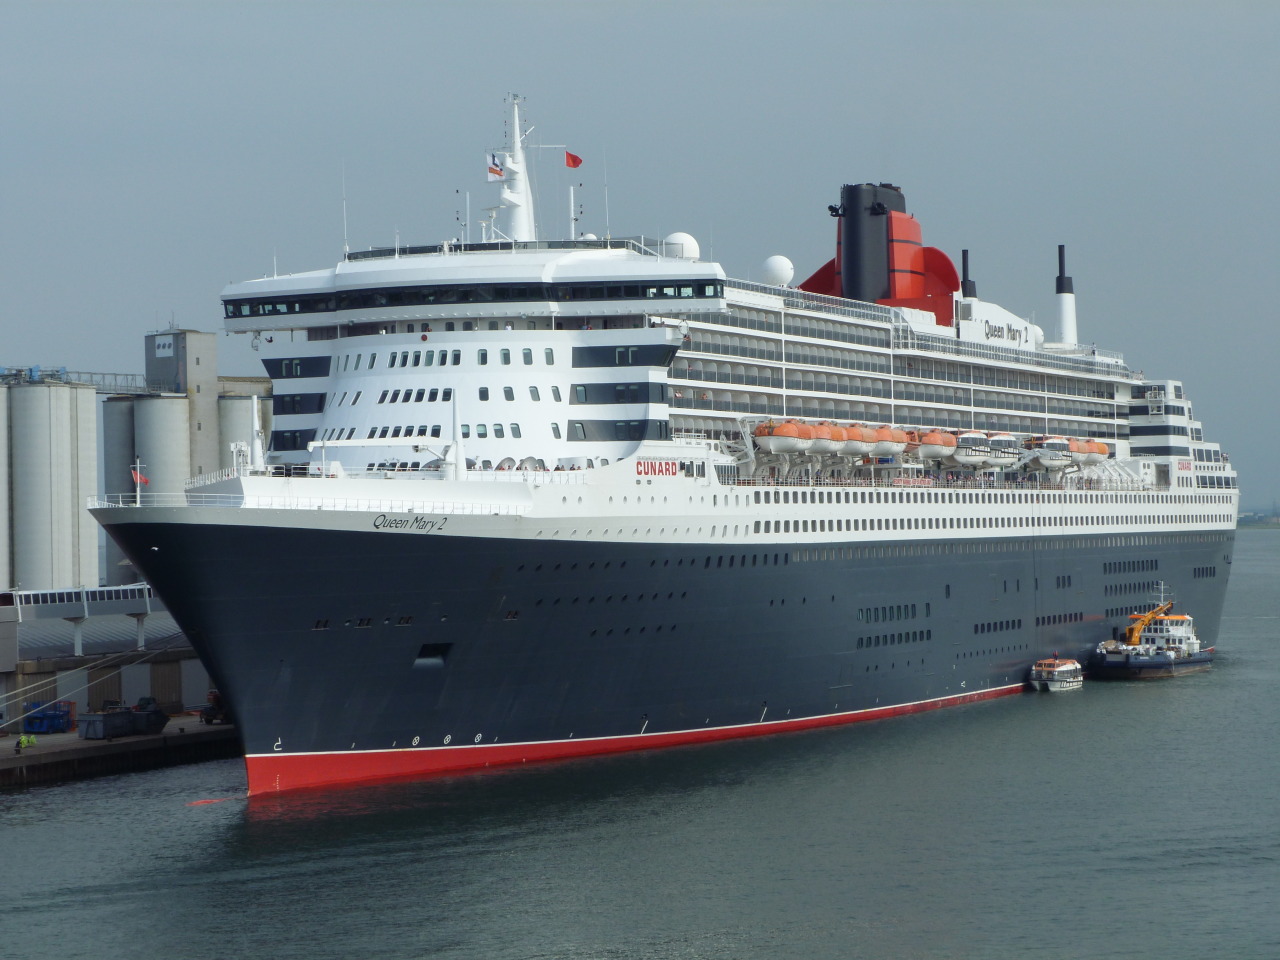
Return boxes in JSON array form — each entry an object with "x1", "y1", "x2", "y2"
[
  {"x1": 580, "y1": 233, "x2": 598, "y2": 240},
  {"x1": 663, "y1": 232, "x2": 700, "y2": 260},
  {"x1": 761, "y1": 255, "x2": 795, "y2": 287}
]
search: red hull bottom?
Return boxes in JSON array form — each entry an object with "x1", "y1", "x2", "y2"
[{"x1": 242, "y1": 685, "x2": 1021, "y2": 796}]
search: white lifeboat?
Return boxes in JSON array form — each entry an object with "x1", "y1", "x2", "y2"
[
  {"x1": 987, "y1": 432, "x2": 1021, "y2": 468},
  {"x1": 948, "y1": 431, "x2": 992, "y2": 467},
  {"x1": 1028, "y1": 435, "x2": 1071, "y2": 470}
]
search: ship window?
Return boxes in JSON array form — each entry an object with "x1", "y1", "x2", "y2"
[
  {"x1": 423, "y1": 351, "x2": 435, "y2": 366},
  {"x1": 545, "y1": 348, "x2": 555, "y2": 365},
  {"x1": 415, "y1": 389, "x2": 425, "y2": 402},
  {"x1": 451, "y1": 350, "x2": 461, "y2": 365},
  {"x1": 431, "y1": 425, "x2": 441, "y2": 438},
  {"x1": 476, "y1": 424, "x2": 488, "y2": 438},
  {"x1": 511, "y1": 423, "x2": 522, "y2": 439},
  {"x1": 389, "y1": 353, "x2": 398, "y2": 368},
  {"x1": 501, "y1": 349, "x2": 511, "y2": 365},
  {"x1": 504, "y1": 387, "x2": 515, "y2": 401},
  {"x1": 369, "y1": 353, "x2": 377, "y2": 368},
  {"x1": 428, "y1": 388, "x2": 439, "y2": 402},
  {"x1": 523, "y1": 348, "x2": 533, "y2": 365},
  {"x1": 378, "y1": 390, "x2": 389, "y2": 404},
  {"x1": 445, "y1": 322, "x2": 455, "y2": 331},
  {"x1": 575, "y1": 385, "x2": 587, "y2": 403},
  {"x1": 478, "y1": 349, "x2": 488, "y2": 365},
  {"x1": 573, "y1": 422, "x2": 587, "y2": 440},
  {"x1": 417, "y1": 426, "x2": 427, "y2": 436},
  {"x1": 552, "y1": 422, "x2": 562, "y2": 439},
  {"x1": 493, "y1": 424, "x2": 504, "y2": 438},
  {"x1": 400, "y1": 351, "x2": 409, "y2": 366},
  {"x1": 479, "y1": 387, "x2": 490, "y2": 401},
  {"x1": 413, "y1": 351, "x2": 421, "y2": 366},
  {"x1": 392, "y1": 426, "x2": 402, "y2": 438},
  {"x1": 390, "y1": 390, "x2": 401, "y2": 403},
  {"x1": 378, "y1": 427, "x2": 389, "y2": 438},
  {"x1": 462, "y1": 424, "x2": 471, "y2": 438},
  {"x1": 438, "y1": 350, "x2": 448, "y2": 365},
  {"x1": 529, "y1": 386, "x2": 540, "y2": 401},
  {"x1": 354, "y1": 355, "x2": 363, "y2": 370},
  {"x1": 552, "y1": 386, "x2": 562, "y2": 402},
  {"x1": 367, "y1": 428, "x2": 377, "y2": 438},
  {"x1": 442, "y1": 388, "x2": 453, "y2": 401}
]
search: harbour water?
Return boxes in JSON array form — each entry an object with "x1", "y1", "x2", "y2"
[{"x1": 5, "y1": 531, "x2": 1277, "y2": 960}]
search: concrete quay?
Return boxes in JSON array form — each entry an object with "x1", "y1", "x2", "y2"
[{"x1": 0, "y1": 715, "x2": 241, "y2": 789}]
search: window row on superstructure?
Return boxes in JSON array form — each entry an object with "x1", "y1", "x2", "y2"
[{"x1": 225, "y1": 279, "x2": 725, "y2": 318}]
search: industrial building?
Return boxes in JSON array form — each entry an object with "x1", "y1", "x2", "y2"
[{"x1": 1, "y1": 331, "x2": 270, "y2": 733}]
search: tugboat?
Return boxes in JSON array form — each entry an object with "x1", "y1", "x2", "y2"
[
  {"x1": 1092, "y1": 584, "x2": 1214, "y2": 679},
  {"x1": 1028, "y1": 656, "x2": 1084, "y2": 692}
]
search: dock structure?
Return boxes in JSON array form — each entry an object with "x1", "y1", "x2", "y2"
[{"x1": 0, "y1": 716, "x2": 241, "y2": 789}]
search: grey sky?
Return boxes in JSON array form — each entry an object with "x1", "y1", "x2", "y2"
[{"x1": 3, "y1": 1, "x2": 1275, "y2": 507}]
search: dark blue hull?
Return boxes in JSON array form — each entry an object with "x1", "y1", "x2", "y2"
[{"x1": 100, "y1": 515, "x2": 1234, "y2": 791}]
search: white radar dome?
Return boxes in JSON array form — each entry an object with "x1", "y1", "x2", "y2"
[
  {"x1": 663, "y1": 232, "x2": 700, "y2": 260},
  {"x1": 580, "y1": 233, "x2": 598, "y2": 240},
  {"x1": 761, "y1": 255, "x2": 795, "y2": 287}
]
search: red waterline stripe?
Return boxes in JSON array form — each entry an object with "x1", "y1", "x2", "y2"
[{"x1": 244, "y1": 685, "x2": 1021, "y2": 795}]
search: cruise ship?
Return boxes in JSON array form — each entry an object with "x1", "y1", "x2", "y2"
[{"x1": 93, "y1": 97, "x2": 1238, "y2": 795}]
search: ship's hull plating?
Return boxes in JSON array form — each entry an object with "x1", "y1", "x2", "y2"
[{"x1": 101, "y1": 513, "x2": 1234, "y2": 794}]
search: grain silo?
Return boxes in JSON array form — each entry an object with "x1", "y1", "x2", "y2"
[
  {"x1": 102, "y1": 395, "x2": 137, "y2": 584},
  {"x1": 133, "y1": 395, "x2": 191, "y2": 496},
  {"x1": 0, "y1": 385, "x2": 10, "y2": 590},
  {"x1": 7, "y1": 379, "x2": 98, "y2": 589}
]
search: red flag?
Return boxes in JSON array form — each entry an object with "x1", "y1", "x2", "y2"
[
  {"x1": 565, "y1": 151, "x2": 583, "y2": 168},
  {"x1": 131, "y1": 469, "x2": 149, "y2": 486}
]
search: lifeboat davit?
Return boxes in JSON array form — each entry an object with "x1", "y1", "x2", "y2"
[
  {"x1": 844, "y1": 424, "x2": 877, "y2": 457},
  {"x1": 871, "y1": 425, "x2": 908, "y2": 458},
  {"x1": 949, "y1": 431, "x2": 993, "y2": 467},
  {"x1": 915, "y1": 428, "x2": 957, "y2": 461},
  {"x1": 810, "y1": 422, "x2": 841, "y2": 455},
  {"x1": 987, "y1": 432, "x2": 1020, "y2": 468}
]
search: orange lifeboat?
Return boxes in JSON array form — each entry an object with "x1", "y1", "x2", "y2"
[
  {"x1": 753, "y1": 420, "x2": 780, "y2": 453},
  {"x1": 844, "y1": 424, "x2": 876, "y2": 457},
  {"x1": 765, "y1": 419, "x2": 814, "y2": 454},
  {"x1": 916, "y1": 428, "x2": 957, "y2": 461},
  {"x1": 1067, "y1": 438, "x2": 1088, "y2": 466},
  {"x1": 1085, "y1": 440, "x2": 1108, "y2": 464},
  {"x1": 810, "y1": 421, "x2": 840, "y2": 454},
  {"x1": 872, "y1": 425, "x2": 908, "y2": 458}
]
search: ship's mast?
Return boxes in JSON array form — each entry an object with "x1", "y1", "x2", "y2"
[{"x1": 498, "y1": 94, "x2": 536, "y2": 242}]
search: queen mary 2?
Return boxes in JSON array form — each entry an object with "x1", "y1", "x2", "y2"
[{"x1": 93, "y1": 97, "x2": 1238, "y2": 795}]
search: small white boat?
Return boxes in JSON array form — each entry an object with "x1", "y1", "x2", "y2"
[{"x1": 1028, "y1": 657, "x2": 1084, "y2": 692}]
